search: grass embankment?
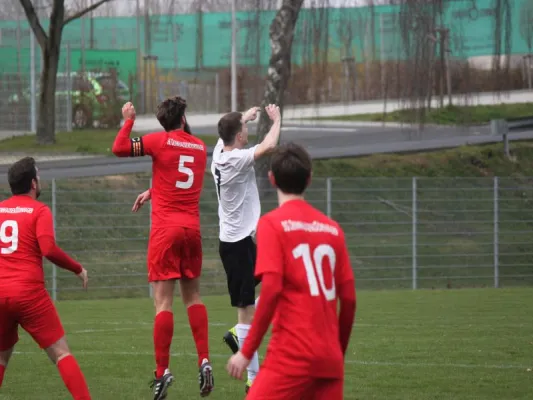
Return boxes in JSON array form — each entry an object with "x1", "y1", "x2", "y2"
[
  {"x1": 1, "y1": 141, "x2": 532, "y2": 299},
  {"x1": 0, "y1": 129, "x2": 231, "y2": 155},
  {"x1": 318, "y1": 103, "x2": 533, "y2": 125}
]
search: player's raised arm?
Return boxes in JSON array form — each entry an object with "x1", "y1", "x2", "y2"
[
  {"x1": 112, "y1": 102, "x2": 161, "y2": 158},
  {"x1": 253, "y1": 104, "x2": 281, "y2": 161},
  {"x1": 35, "y1": 206, "x2": 88, "y2": 289},
  {"x1": 336, "y1": 229, "x2": 356, "y2": 356}
]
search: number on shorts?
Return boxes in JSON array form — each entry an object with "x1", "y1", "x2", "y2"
[
  {"x1": 0, "y1": 220, "x2": 19, "y2": 254},
  {"x1": 292, "y1": 243, "x2": 336, "y2": 301},
  {"x1": 176, "y1": 155, "x2": 194, "y2": 189}
]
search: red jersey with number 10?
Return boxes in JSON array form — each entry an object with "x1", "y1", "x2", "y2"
[
  {"x1": 254, "y1": 199, "x2": 355, "y2": 379},
  {"x1": 116, "y1": 120, "x2": 207, "y2": 230}
]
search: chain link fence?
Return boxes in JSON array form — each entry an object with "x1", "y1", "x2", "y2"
[
  {"x1": 0, "y1": 36, "x2": 136, "y2": 134},
  {"x1": 2, "y1": 176, "x2": 532, "y2": 301}
]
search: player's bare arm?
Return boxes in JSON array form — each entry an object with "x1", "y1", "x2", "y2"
[
  {"x1": 132, "y1": 189, "x2": 151, "y2": 213},
  {"x1": 242, "y1": 106, "x2": 260, "y2": 123},
  {"x1": 253, "y1": 104, "x2": 281, "y2": 160}
]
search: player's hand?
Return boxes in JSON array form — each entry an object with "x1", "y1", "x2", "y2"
[
  {"x1": 77, "y1": 268, "x2": 88, "y2": 290},
  {"x1": 243, "y1": 106, "x2": 260, "y2": 123},
  {"x1": 122, "y1": 102, "x2": 136, "y2": 121},
  {"x1": 132, "y1": 189, "x2": 151, "y2": 212},
  {"x1": 226, "y1": 351, "x2": 250, "y2": 381},
  {"x1": 265, "y1": 104, "x2": 281, "y2": 122}
]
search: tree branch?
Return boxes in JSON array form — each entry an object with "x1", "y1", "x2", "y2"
[
  {"x1": 19, "y1": 0, "x2": 48, "y2": 49},
  {"x1": 63, "y1": 0, "x2": 114, "y2": 26}
]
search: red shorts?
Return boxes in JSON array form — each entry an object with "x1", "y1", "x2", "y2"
[
  {"x1": 147, "y1": 226, "x2": 202, "y2": 282},
  {"x1": 247, "y1": 367, "x2": 343, "y2": 400},
  {"x1": 0, "y1": 289, "x2": 65, "y2": 351}
]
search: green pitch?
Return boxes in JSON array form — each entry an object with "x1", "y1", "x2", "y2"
[{"x1": 1, "y1": 288, "x2": 532, "y2": 400}]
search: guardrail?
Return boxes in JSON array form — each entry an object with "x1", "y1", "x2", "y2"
[{"x1": 490, "y1": 116, "x2": 533, "y2": 158}]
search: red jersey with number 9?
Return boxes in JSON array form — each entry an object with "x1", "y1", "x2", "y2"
[
  {"x1": 121, "y1": 121, "x2": 207, "y2": 230},
  {"x1": 0, "y1": 196, "x2": 54, "y2": 295},
  {"x1": 254, "y1": 199, "x2": 355, "y2": 379}
]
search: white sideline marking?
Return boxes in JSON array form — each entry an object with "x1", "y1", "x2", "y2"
[
  {"x1": 64, "y1": 321, "x2": 533, "y2": 329},
  {"x1": 70, "y1": 322, "x2": 228, "y2": 334},
  {"x1": 282, "y1": 126, "x2": 357, "y2": 132},
  {"x1": 13, "y1": 351, "x2": 529, "y2": 370}
]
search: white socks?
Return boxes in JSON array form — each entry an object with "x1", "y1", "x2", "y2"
[
  {"x1": 255, "y1": 296, "x2": 260, "y2": 307},
  {"x1": 236, "y1": 323, "x2": 260, "y2": 382}
]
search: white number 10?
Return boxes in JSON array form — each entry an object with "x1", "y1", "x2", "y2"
[
  {"x1": 293, "y1": 243, "x2": 336, "y2": 301},
  {"x1": 176, "y1": 155, "x2": 194, "y2": 189},
  {"x1": 1, "y1": 220, "x2": 19, "y2": 254}
]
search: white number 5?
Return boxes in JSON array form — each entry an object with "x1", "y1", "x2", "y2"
[
  {"x1": 1, "y1": 220, "x2": 19, "y2": 255},
  {"x1": 176, "y1": 155, "x2": 194, "y2": 189},
  {"x1": 293, "y1": 243, "x2": 336, "y2": 301}
]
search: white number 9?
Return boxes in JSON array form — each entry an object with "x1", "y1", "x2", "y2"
[{"x1": 1, "y1": 220, "x2": 19, "y2": 255}]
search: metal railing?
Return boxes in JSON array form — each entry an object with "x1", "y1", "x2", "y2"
[{"x1": 1, "y1": 176, "x2": 532, "y2": 300}]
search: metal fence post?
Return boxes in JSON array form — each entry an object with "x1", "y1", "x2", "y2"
[
  {"x1": 215, "y1": 72, "x2": 220, "y2": 113},
  {"x1": 30, "y1": 27, "x2": 37, "y2": 133},
  {"x1": 66, "y1": 44, "x2": 73, "y2": 132},
  {"x1": 412, "y1": 177, "x2": 418, "y2": 290},
  {"x1": 149, "y1": 178, "x2": 153, "y2": 298},
  {"x1": 52, "y1": 179, "x2": 58, "y2": 301},
  {"x1": 326, "y1": 177, "x2": 332, "y2": 218},
  {"x1": 493, "y1": 176, "x2": 499, "y2": 288}
]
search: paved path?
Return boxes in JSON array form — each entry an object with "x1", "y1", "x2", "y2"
[{"x1": 1, "y1": 123, "x2": 531, "y2": 182}]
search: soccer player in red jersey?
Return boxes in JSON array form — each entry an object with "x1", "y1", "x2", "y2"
[
  {"x1": 111, "y1": 97, "x2": 213, "y2": 399},
  {"x1": 0, "y1": 157, "x2": 91, "y2": 399},
  {"x1": 226, "y1": 143, "x2": 357, "y2": 399}
]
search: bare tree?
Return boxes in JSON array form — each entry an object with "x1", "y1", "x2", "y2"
[
  {"x1": 19, "y1": 0, "x2": 114, "y2": 144},
  {"x1": 1, "y1": 0, "x2": 25, "y2": 20},
  {"x1": 520, "y1": 1, "x2": 533, "y2": 52},
  {"x1": 254, "y1": 0, "x2": 304, "y2": 191},
  {"x1": 520, "y1": 0, "x2": 533, "y2": 89}
]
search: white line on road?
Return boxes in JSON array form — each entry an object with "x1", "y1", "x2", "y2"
[{"x1": 282, "y1": 127, "x2": 357, "y2": 132}]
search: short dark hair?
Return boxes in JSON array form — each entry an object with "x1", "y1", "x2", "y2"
[
  {"x1": 8, "y1": 157, "x2": 37, "y2": 195},
  {"x1": 156, "y1": 96, "x2": 187, "y2": 132},
  {"x1": 218, "y1": 112, "x2": 243, "y2": 145},
  {"x1": 270, "y1": 142, "x2": 312, "y2": 195}
]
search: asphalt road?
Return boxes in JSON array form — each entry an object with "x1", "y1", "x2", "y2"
[{"x1": 1, "y1": 122, "x2": 532, "y2": 182}]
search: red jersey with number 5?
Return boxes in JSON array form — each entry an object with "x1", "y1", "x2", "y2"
[
  {"x1": 113, "y1": 120, "x2": 207, "y2": 230},
  {"x1": 254, "y1": 199, "x2": 355, "y2": 378}
]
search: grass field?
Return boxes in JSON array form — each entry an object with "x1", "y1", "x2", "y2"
[
  {"x1": 317, "y1": 103, "x2": 533, "y2": 125},
  {"x1": 0, "y1": 289, "x2": 532, "y2": 400}
]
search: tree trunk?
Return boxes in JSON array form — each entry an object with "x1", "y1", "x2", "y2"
[
  {"x1": 37, "y1": 43, "x2": 61, "y2": 144},
  {"x1": 255, "y1": 0, "x2": 304, "y2": 195},
  {"x1": 19, "y1": 0, "x2": 111, "y2": 145}
]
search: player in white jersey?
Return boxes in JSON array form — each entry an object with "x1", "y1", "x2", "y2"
[{"x1": 211, "y1": 104, "x2": 281, "y2": 394}]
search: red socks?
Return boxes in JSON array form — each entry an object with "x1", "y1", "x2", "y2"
[
  {"x1": 57, "y1": 355, "x2": 91, "y2": 400},
  {"x1": 187, "y1": 304, "x2": 210, "y2": 366},
  {"x1": 0, "y1": 364, "x2": 5, "y2": 387},
  {"x1": 154, "y1": 311, "x2": 174, "y2": 378}
]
